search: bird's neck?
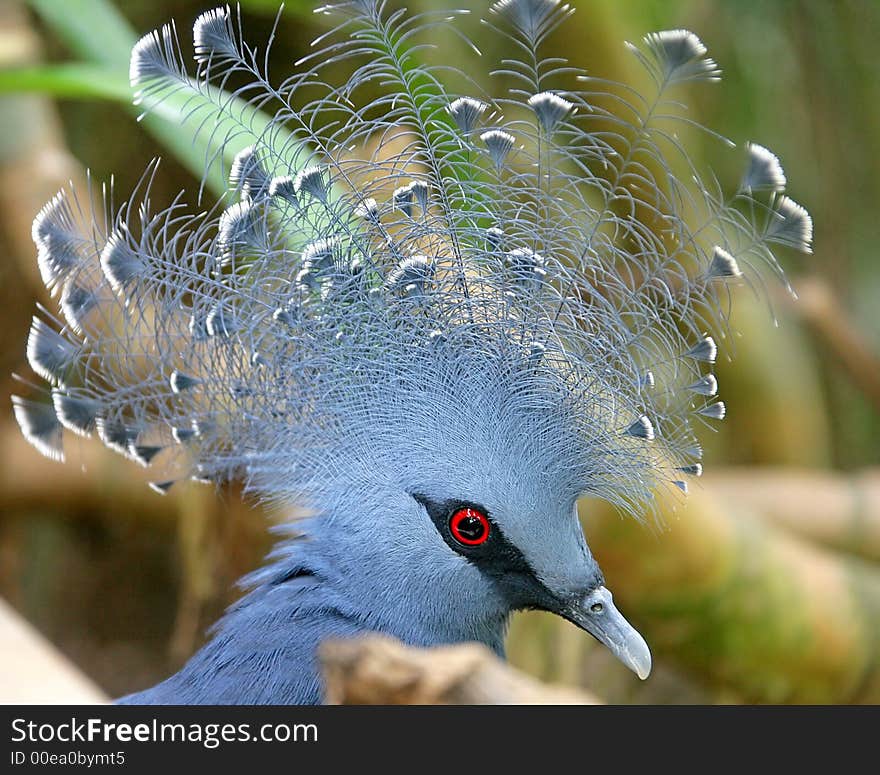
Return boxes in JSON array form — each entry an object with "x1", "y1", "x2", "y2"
[{"x1": 123, "y1": 515, "x2": 508, "y2": 704}]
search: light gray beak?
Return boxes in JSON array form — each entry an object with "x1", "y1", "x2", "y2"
[{"x1": 565, "y1": 586, "x2": 652, "y2": 680}]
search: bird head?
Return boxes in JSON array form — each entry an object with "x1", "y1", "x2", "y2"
[{"x1": 272, "y1": 340, "x2": 651, "y2": 679}]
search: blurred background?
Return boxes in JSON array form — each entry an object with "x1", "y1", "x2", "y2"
[{"x1": 0, "y1": 0, "x2": 878, "y2": 704}]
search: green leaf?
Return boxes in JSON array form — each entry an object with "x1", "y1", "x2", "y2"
[
  {"x1": 22, "y1": 0, "x2": 313, "y2": 197},
  {"x1": 0, "y1": 64, "x2": 130, "y2": 100},
  {"x1": 26, "y1": 0, "x2": 135, "y2": 67}
]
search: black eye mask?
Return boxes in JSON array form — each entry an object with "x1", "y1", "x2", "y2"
[{"x1": 411, "y1": 492, "x2": 559, "y2": 612}]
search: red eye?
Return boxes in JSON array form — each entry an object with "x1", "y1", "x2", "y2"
[{"x1": 449, "y1": 507, "x2": 490, "y2": 546}]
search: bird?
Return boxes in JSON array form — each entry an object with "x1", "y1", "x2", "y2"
[{"x1": 11, "y1": 0, "x2": 812, "y2": 704}]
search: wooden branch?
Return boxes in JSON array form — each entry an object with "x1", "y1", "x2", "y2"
[
  {"x1": 0, "y1": 596, "x2": 107, "y2": 703},
  {"x1": 320, "y1": 635, "x2": 600, "y2": 705},
  {"x1": 790, "y1": 275, "x2": 880, "y2": 411},
  {"x1": 583, "y1": 482, "x2": 880, "y2": 703},
  {"x1": 706, "y1": 467, "x2": 880, "y2": 563}
]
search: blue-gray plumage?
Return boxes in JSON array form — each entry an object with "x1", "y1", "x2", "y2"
[{"x1": 13, "y1": 0, "x2": 812, "y2": 704}]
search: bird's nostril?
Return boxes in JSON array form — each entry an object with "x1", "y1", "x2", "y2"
[{"x1": 590, "y1": 602, "x2": 604, "y2": 614}]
